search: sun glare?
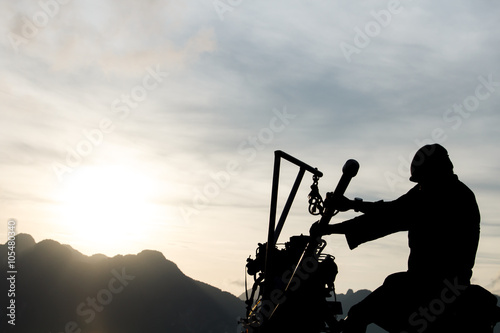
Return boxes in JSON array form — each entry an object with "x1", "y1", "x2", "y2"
[{"x1": 58, "y1": 165, "x2": 158, "y2": 255}]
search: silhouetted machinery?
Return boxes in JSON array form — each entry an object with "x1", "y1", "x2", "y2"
[
  {"x1": 239, "y1": 151, "x2": 356, "y2": 332},
  {"x1": 239, "y1": 151, "x2": 500, "y2": 333}
]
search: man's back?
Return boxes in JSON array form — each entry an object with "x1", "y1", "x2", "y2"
[{"x1": 405, "y1": 174, "x2": 480, "y2": 282}]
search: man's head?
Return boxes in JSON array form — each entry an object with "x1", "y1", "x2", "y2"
[{"x1": 410, "y1": 144, "x2": 454, "y2": 183}]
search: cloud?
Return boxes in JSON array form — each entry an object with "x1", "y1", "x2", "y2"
[
  {"x1": 486, "y1": 272, "x2": 500, "y2": 295},
  {"x1": 1, "y1": 1, "x2": 216, "y2": 75},
  {"x1": 1, "y1": 0, "x2": 500, "y2": 297}
]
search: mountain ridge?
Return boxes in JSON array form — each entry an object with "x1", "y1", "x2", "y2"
[
  {"x1": 3, "y1": 234, "x2": 499, "y2": 333},
  {"x1": 1, "y1": 233, "x2": 243, "y2": 333}
]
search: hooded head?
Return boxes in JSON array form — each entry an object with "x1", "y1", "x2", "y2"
[{"x1": 410, "y1": 144, "x2": 454, "y2": 183}]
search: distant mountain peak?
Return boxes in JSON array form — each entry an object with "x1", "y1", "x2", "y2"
[
  {"x1": 0, "y1": 233, "x2": 245, "y2": 333},
  {"x1": 15, "y1": 232, "x2": 36, "y2": 244},
  {"x1": 137, "y1": 249, "x2": 167, "y2": 260},
  {"x1": 11, "y1": 232, "x2": 36, "y2": 253}
]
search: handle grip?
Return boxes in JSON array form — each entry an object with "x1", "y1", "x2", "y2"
[
  {"x1": 333, "y1": 159, "x2": 359, "y2": 197},
  {"x1": 319, "y1": 159, "x2": 359, "y2": 225}
]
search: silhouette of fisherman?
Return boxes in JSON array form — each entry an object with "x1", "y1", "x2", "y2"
[{"x1": 311, "y1": 144, "x2": 482, "y2": 332}]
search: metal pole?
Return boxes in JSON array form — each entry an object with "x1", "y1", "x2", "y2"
[
  {"x1": 273, "y1": 167, "x2": 306, "y2": 244},
  {"x1": 263, "y1": 151, "x2": 281, "y2": 300},
  {"x1": 276, "y1": 150, "x2": 323, "y2": 177}
]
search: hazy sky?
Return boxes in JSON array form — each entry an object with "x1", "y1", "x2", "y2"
[{"x1": 1, "y1": 0, "x2": 500, "y2": 297}]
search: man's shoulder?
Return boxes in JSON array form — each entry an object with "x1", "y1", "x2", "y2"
[{"x1": 453, "y1": 176, "x2": 477, "y2": 197}]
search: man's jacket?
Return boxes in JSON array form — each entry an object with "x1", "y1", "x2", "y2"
[{"x1": 341, "y1": 174, "x2": 480, "y2": 283}]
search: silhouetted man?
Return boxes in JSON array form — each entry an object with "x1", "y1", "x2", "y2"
[{"x1": 311, "y1": 144, "x2": 480, "y2": 332}]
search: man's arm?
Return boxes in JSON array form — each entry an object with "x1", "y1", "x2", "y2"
[
  {"x1": 321, "y1": 222, "x2": 349, "y2": 235},
  {"x1": 311, "y1": 197, "x2": 411, "y2": 249},
  {"x1": 319, "y1": 215, "x2": 393, "y2": 250},
  {"x1": 309, "y1": 217, "x2": 371, "y2": 249},
  {"x1": 309, "y1": 218, "x2": 356, "y2": 237},
  {"x1": 335, "y1": 195, "x2": 381, "y2": 214},
  {"x1": 310, "y1": 196, "x2": 384, "y2": 237}
]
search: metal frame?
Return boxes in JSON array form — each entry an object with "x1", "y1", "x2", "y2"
[{"x1": 263, "y1": 150, "x2": 323, "y2": 300}]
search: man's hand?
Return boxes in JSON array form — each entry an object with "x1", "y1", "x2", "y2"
[
  {"x1": 329, "y1": 195, "x2": 354, "y2": 212},
  {"x1": 310, "y1": 221, "x2": 349, "y2": 237},
  {"x1": 309, "y1": 221, "x2": 327, "y2": 238}
]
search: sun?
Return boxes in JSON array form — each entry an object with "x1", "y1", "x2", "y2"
[{"x1": 57, "y1": 165, "x2": 158, "y2": 254}]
